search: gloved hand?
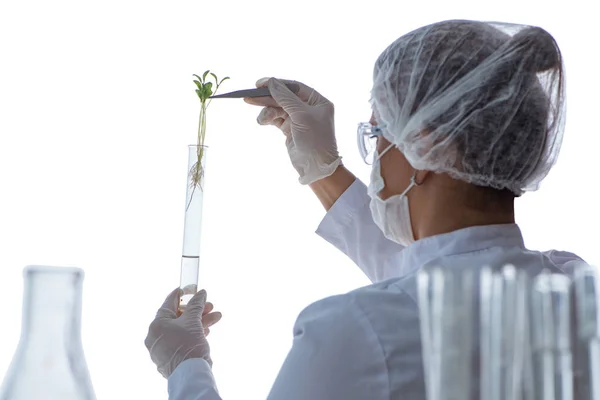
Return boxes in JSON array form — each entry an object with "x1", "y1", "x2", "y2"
[
  {"x1": 145, "y1": 288, "x2": 221, "y2": 378},
  {"x1": 244, "y1": 78, "x2": 342, "y2": 185},
  {"x1": 200, "y1": 300, "x2": 221, "y2": 336}
]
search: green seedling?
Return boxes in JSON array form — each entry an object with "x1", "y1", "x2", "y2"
[{"x1": 187, "y1": 70, "x2": 229, "y2": 210}]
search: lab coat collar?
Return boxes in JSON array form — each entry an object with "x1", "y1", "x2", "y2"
[{"x1": 399, "y1": 223, "x2": 525, "y2": 274}]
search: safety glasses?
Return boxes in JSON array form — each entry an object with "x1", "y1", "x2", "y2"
[{"x1": 357, "y1": 122, "x2": 385, "y2": 165}]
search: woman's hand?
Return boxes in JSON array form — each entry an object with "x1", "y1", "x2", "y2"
[{"x1": 201, "y1": 300, "x2": 222, "y2": 336}]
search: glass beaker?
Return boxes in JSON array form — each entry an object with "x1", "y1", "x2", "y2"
[
  {"x1": 179, "y1": 144, "x2": 208, "y2": 311},
  {"x1": 0, "y1": 265, "x2": 96, "y2": 399}
]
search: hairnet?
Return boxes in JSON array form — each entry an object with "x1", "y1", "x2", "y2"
[{"x1": 370, "y1": 20, "x2": 566, "y2": 195}]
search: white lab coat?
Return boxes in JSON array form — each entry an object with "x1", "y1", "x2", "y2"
[{"x1": 167, "y1": 179, "x2": 585, "y2": 399}]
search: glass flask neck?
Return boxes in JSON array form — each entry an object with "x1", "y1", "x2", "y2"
[{"x1": 20, "y1": 266, "x2": 83, "y2": 347}]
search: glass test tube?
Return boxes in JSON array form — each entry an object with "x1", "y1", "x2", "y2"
[
  {"x1": 503, "y1": 267, "x2": 526, "y2": 400},
  {"x1": 442, "y1": 267, "x2": 474, "y2": 400},
  {"x1": 573, "y1": 264, "x2": 600, "y2": 400},
  {"x1": 179, "y1": 144, "x2": 208, "y2": 311},
  {"x1": 497, "y1": 266, "x2": 521, "y2": 400},
  {"x1": 531, "y1": 271, "x2": 573, "y2": 400},
  {"x1": 482, "y1": 267, "x2": 532, "y2": 400},
  {"x1": 480, "y1": 267, "x2": 495, "y2": 399},
  {"x1": 552, "y1": 275, "x2": 574, "y2": 400},
  {"x1": 418, "y1": 266, "x2": 444, "y2": 400},
  {"x1": 512, "y1": 268, "x2": 531, "y2": 400},
  {"x1": 481, "y1": 265, "x2": 516, "y2": 400},
  {"x1": 418, "y1": 266, "x2": 474, "y2": 400},
  {"x1": 489, "y1": 269, "x2": 505, "y2": 400}
]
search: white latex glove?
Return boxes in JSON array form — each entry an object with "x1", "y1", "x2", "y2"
[
  {"x1": 145, "y1": 288, "x2": 213, "y2": 379},
  {"x1": 244, "y1": 77, "x2": 342, "y2": 185}
]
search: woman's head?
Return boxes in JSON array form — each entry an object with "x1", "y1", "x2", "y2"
[
  {"x1": 370, "y1": 20, "x2": 565, "y2": 196},
  {"x1": 366, "y1": 20, "x2": 565, "y2": 244}
]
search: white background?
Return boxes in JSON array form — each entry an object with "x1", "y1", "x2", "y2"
[{"x1": 0, "y1": 0, "x2": 598, "y2": 398}]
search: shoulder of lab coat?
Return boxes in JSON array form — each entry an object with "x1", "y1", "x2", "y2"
[
  {"x1": 315, "y1": 178, "x2": 406, "y2": 283},
  {"x1": 168, "y1": 358, "x2": 221, "y2": 400},
  {"x1": 266, "y1": 283, "x2": 424, "y2": 400}
]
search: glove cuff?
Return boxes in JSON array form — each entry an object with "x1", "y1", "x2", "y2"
[{"x1": 298, "y1": 156, "x2": 343, "y2": 185}]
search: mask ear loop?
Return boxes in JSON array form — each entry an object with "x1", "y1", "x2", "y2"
[
  {"x1": 376, "y1": 143, "x2": 395, "y2": 160},
  {"x1": 375, "y1": 144, "x2": 424, "y2": 197},
  {"x1": 400, "y1": 171, "x2": 423, "y2": 197}
]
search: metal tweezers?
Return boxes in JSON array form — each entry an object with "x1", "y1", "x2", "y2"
[{"x1": 208, "y1": 83, "x2": 300, "y2": 98}]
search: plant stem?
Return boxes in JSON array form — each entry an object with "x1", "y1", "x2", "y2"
[
  {"x1": 194, "y1": 101, "x2": 207, "y2": 186},
  {"x1": 186, "y1": 74, "x2": 224, "y2": 211},
  {"x1": 186, "y1": 101, "x2": 207, "y2": 212}
]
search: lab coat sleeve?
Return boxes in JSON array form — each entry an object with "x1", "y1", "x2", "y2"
[
  {"x1": 315, "y1": 178, "x2": 405, "y2": 282},
  {"x1": 265, "y1": 295, "x2": 389, "y2": 400},
  {"x1": 168, "y1": 358, "x2": 221, "y2": 400}
]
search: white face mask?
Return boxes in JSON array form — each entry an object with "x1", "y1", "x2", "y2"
[{"x1": 367, "y1": 144, "x2": 418, "y2": 247}]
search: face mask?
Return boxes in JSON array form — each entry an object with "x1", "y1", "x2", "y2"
[{"x1": 367, "y1": 144, "x2": 418, "y2": 247}]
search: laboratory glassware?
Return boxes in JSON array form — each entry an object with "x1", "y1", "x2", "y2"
[
  {"x1": 0, "y1": 265, "x2": 96, "y2": 400},
  {"x1": 179, "y1": 144, "x2": 208, "y2": 311}
]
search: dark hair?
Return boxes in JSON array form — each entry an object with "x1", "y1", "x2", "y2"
[
  {"x1": 511, "y1": 27, "x2": 562, "y2": 73},
  {"x1": 373, "y1": 20, "x2": 565, "y2": 196},
  {"x1": 475, "y1": 25, "x2": 563, "y2": 198}
]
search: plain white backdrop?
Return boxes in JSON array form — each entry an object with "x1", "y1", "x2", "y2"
[{"x1": 0, "y1": 0, "x2": 598, "y2": 398}]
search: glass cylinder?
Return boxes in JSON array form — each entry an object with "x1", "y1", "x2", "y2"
[
  {"x1": 530, "y1": 271, "x2": 573, "y2": 400},
  {"x1": 179, "y1": 144, "x2": 208, "y2": 311},
  {"x1": 572, "y1": 264, "x2": 600, "y2": 400},
  {"x1": 0, "y1": 265, "x2": 96, "y2": 400}
]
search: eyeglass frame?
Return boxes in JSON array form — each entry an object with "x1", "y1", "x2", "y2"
[{"x1": 357, "y1": 122, "x2": 386, "y2": 165}]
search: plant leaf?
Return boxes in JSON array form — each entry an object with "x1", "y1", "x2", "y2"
[
  {"x1": 193, "y1": 80, "x2": 203, "y2": 89},
  {"x1": 210, "y1": 73, "x2": 218, "y2": 84},
  {"x1": 219, "y1": 76, "x2": 230, "y2": 85},
  {"x1": 202, "y1": 70, "x2": 210, "y2": 81},
  {"x1": 204, "y1": 82, "x2": 213, "y2": 97},
  {"x1": 203, "y1": 84, "x2": 213, "y2": 100},
  {"x1": 193, "y1": 74, "x2": 204, "y2": 83},
  {"x1": 195, "y1": 88, "x2": 202, "y2": 99}
]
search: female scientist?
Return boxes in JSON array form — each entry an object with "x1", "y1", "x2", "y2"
[{"x1": 145, "y1": 19, "x2": 586, "y2": 399}]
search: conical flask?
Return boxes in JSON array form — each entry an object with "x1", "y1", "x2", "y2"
[{"x1": 0, "y1": 265, "x2": 96, "y2": 399}]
